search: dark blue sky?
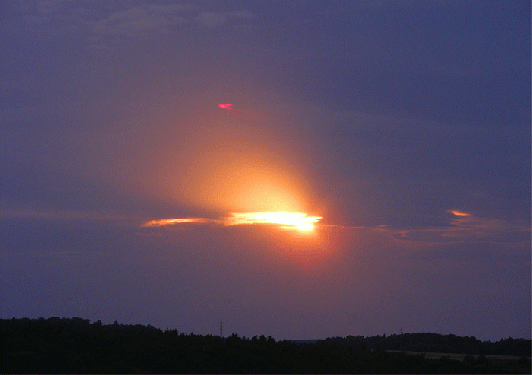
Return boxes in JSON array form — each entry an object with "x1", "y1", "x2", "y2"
[{"x1": 1, "y1": 0, "x2": 530, "y2": 341}]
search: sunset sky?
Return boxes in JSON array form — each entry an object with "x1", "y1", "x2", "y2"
[{"x1": 1, "y1": 0, "x2": 530, "y2": 341}]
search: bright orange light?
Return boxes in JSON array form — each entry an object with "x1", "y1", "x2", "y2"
[
  {"x1": 223, "y1": 212, "x2": 322, "y2": 231},
  {"x1": 296, "y1": 222, "x2": 314, "y2": 231}
]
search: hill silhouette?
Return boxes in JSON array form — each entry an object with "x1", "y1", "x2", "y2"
[{"x1": 1, "y1": 317, "x2": 530, "y2": 373}]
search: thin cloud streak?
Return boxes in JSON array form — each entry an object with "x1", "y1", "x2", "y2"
[
  {"x1": 378, "y1": 211, "x2": 531, "y2": 247},
  {"x1": 3, "y1": 205, "x2": 527, "y2": 248},
  {"x1": 140, "y1": 217, "x2": 219, "y2": 227},
  {"x1": 16, "y1": 1, "x2": 257, "y2": 48},
  {"x1": 198, "y1": 9, "x2": 255, "y2": 29},
  {"x1": 0, "y1": 207, "x2": 128, "y2": 222},
  {"x1": 447, "y1": 209, "x2": 471, "y2": 217},
  {"x1": 138, "y1": 209, "x2": 529, "y2": 248},
  {"x1": 140, "y1": 212, "x2": 322, "y2": 231}
]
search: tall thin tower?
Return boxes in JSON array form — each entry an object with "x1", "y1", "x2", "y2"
[{"x1": 219, "y1": 320, "x2": 223, "y2": 337}]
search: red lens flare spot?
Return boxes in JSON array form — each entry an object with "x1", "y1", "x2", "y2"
[{"x1": 218, "y1": 103, "x2": 233, "y2": 110}]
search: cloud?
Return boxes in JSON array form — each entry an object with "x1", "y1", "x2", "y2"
[
  {"x1": 379, "y1": 210, "x2": 530, "y2": 247},
  {"x1": 140, "y1": 218, "x2": 217, "y2": 227},
  {"x1": 0, "y1": 206, "x2": 128, "y2": 222},
  {"x1": 140, "y1": 212, "x2": 322, "y2": 232},
  {"x1": 198, "y1": 9, "x2": 255, "y2": 29},
  {"x1": 16, "y1": 0, "x2": 89, "y2": 31},
  {"x1": 91, "y1": 3, "x2": 193, "y2": 39},
  {"x1": 13, "y1": 1, "x2": 256, "y2": 46},
  {"x1": 447, "y1": 210, "x2": 470, "y2": 217},
  {"x1": 137, "y1": 207, "x2": 530, "y2": 251}
]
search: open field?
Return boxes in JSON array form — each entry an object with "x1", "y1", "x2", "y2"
[
  {"x1": 386, "y1": 350, "x2": 530, "y2": 364},
  {"x1": 387, "y1": 350, "x2": 527, "y2": 362}
]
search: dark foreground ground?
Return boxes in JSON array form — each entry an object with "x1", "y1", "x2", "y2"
[{"x1": 1, "y1": 317, "x2": 530, "y2": 373}]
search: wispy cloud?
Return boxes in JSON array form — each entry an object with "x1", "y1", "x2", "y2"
[
  {"x1": 3, "y1": 203, "x2": 527, "y2": 248},
  {"x1": 14, "y1": 1, "x2": 256, "y2": 47},
  {"x1": 140, "y1": 212, "x2": 322, "y2": 232},
  {"x1": 137, "y1": 207, "x2": 530, "y2": 249},
  {"x1": 140, "y1": 217, "x2": 217, "y2": 227},
  {"x1": 198, "y1": 9, "x2": 255, "y2": 29},
  {"x1": 447, "y1": 209, "x2": 470, "y2": 217},
  {"x1": 91, "y1": 3, "x2": 194, "y2": 39},
  {"x1": 0, "y1": 206, "x2": 127, "y2": 222},
  {"x1": 378, "y1": 210, "x2": 530, "y2": 247}
]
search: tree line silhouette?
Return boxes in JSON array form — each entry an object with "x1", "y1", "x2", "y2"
[{"x1": 1, "y1": 317, "x2": 530, "y2": 373}]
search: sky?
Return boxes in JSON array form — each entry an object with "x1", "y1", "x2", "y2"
[{"x1": 1, "y1": 0, "x2": 530, "y2": 341}]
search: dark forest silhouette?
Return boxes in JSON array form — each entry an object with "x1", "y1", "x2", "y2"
[{"x1": 2, "y1": 317, "x2": 530, "y2": 373}]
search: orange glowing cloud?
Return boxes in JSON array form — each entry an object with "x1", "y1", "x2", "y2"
[
  {"x1": 140, "y1": 218, "x2": 216, "y2": 227},
  {"x1": 140, "y1": 212, "x2": 323, "y2": 232},
  {"x1": 447, "y1": 210, "x2": 471, "y2": 217}
]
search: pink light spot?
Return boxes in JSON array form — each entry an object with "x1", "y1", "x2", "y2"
[{"x1": 218, "y1": 103, "x2": 233, "y2": 110}]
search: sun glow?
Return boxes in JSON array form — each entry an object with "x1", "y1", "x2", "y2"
[{"x1": 224, "y1": 212, "x2": 322, "y2": 231}]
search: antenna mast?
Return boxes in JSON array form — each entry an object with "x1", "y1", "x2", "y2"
[{"x1": 220, "y1": 320, "x2": 223, "y2": 337}]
